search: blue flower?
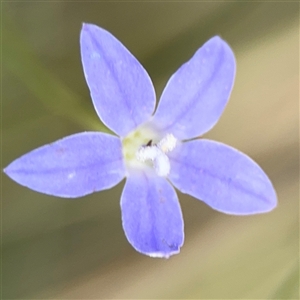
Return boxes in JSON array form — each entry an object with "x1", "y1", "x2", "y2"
[{"x1": 4, "y1": 23, "x2": 277, "y2": 258}]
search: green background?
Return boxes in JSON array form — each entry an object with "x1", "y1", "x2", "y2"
[{"x1": 2, "y1": 2, "x2": 299, "y2": 299}]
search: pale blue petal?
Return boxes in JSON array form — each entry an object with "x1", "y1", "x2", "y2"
[
  {"x1": 80, "y1": 24, "x2": 156, "y2": 137},
  {"x1": 168, "y1": 139, "x2": 277, "y2": 215},
  {"x1": 121, "y1": 172, "x2": 184, "y2": 258},
  {"x1": 151, "y1": 36, "x2": 236, "y2": 140},
  {"x1": 4, "y1": 132, "x2": 125, "y2": 198}
]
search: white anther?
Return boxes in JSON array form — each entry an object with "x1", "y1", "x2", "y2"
[
  {"x1": 153, "y1": 151, "x2": 170, "y2": 177},
  {"x1": 157, "y1": 134, "x2": 177, "y2": 153},
  {"x1": 135, "y1": 146, "x2": 161, "y2": 162},
  {"x1": 135, "y1": 134, "x2": 177, "y2": 177}
]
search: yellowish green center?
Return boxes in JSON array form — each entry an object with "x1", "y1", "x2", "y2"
[
  {"x1": 122, "y1": 125, "x2": 178, "y2": 176},
  {"x1": 122, "y1": 125, "x2": 159, "y2": 170}
]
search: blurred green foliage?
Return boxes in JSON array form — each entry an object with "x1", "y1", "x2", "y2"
[
  {"x1": 4, "y1": 15, "x2": 111, "y2": 133},
  {"x1": 2, "y1": 2, "x2": 299, "y2": 299}
]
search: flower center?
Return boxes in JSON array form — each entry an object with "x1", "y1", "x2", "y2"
[
  {"x1": 122, "y1": 126, "x2": 177, "y2": 176},
  {"x1": 136, "y1": 134, "x2": 177, "y2": 176}
]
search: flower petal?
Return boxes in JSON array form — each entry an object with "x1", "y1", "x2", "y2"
[
  {"x1": 168, "y1": 139, "x2": 277, "y2": 215},
  {"x1": 151, "y1": 36, "x2": 236, "y2": 140},
  {"x1": 80, "y1": 23, "x2": 156, "y2": 137},
  {"x1": 4, "y1": 132, "x2": 125, "y2": 198},
  {"x1": 121, "y1": 172, "x2": 184, "y2": 258}
]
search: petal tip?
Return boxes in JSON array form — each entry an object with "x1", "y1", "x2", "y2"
[
  {"x1": 205, "y1": 35, "x2": 225, "y2": 47},
  {"x1": 3, "y1": 163, "x2": 14, "y2": 178},
  {"x1": 81, "y1": 22, "x2": 89, "y2": 32},
  {"x1": 143, "y1": 243, "x2": 182, "y2": 259},
  {"x1": 146, "y1": 248, "x2": 181, "y2": 259},
  {"x1": 206, "y1": 35, "x2": 235, "y2": 61},
  {"x1": 263, "y1": 190, "x2": 278, "y2": 212},
  {"x1": 209, "y1": 35, "x2": 222, "y2": 42},
  {"x1": 81, "y1": 22, "x2": 93, "y2": 30},
  {"x1": 81, "y1": 23, "x2": 102, "y2": 37}
]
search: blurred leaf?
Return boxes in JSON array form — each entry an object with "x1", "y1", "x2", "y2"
[
  {"x1": 269, "y1": 262, "x2": 299, "y2": 299},
  {"x1": 144, "y1": 2, "x2": 298, "y2": 84},
  {"x1": 3, "y1": 16, "x2": 112, "y2": 133}
]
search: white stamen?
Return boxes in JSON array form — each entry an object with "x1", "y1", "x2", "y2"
[
  {"x1": 153, "y1": 151, "x2": 170, "y2": 176},
  {"x1": 157, "y1": 134, "x2": 177, "y2": 153},
  {"x1": 135, "y1": 134, "x2": 177, "y2": 177},
  {"x1": 135, "y1": 146, "x2": 161, "y2": 162}
]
